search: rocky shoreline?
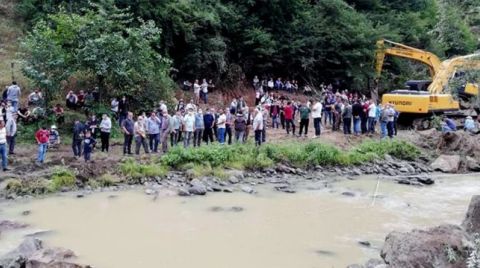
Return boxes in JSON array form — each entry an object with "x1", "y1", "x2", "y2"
[{"x1": 0, "y1": 152, "x2": 455, "y2": 201}]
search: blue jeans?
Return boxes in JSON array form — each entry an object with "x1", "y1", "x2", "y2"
[
  {"x1": 0, "y1": 143, "x2": 7, "y2": 169},
  {"x1": 324, "y1": 110, "x2": 333, "y2": 125},
  {"x1": 380, "y1": 121, "x2": 387, "y2": 139},
  {"x1": 149, "y1": 133, "x2": 160, "y2": 152},
  {"x1": 11, "y1": 100, "x2": 18, "y2": 113},
  {"x1": 37, "y1": 143, "x2": 48, "y2": 163},
  {"x1": 353, "y1": 117, "x2": 361, "y2": 135},
  {"x1": 217, "y1": 128, "x2": 226, "y2": 144},
  {"x1": 368, "y1": 117, "x2": 376, "y2": 133},
  {"x1": 272, "y1": 115, "x2": 279, "y2": 128},
  {"x1": 387, "y1": 121, "x2": 395, "y2": 138}
]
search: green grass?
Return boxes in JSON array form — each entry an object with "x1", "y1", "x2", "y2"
[
  {"x1": 160, "y1": 140, "x2": 421, "y2": 170},
  {"x1": 120, "y1": 158, "x2": 168, "y2": 181},
  {"x1": 49, "y1": 167, "x2": 76, "y2": 191}
]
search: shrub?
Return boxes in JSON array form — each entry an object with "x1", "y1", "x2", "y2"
[
  {"x1": 120, "y1": 159, "x2": 168, "y2": 179},
  {"x1": 50, "y1": 167, "x2": 76, "y2": 191}
]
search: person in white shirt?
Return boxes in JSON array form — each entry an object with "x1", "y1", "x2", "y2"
[
  {"x1": 201, "y1": 79, "x2": 209, "y2": 104},
  {"x1": 267, "y1": 78, "x2": 274, "y2": 93},
  {"x1": 159, "y1": 100, "x2": 168, "y2": 114},
  {"x1": 28, "y1": 89, "x2": 43, "y2": 106},
  {"x1": 111, "y1": 98, "x2": 119, "y2": 115},
  {"x1": 6, "y1": 115, "x2": 17, "y2": 155},
  {"x1": 216, "y1": 109, "x2": 227, "y2": 144},
  {"x1": 5, "y1": 102, "x2": 16, "y2": 122},
  {"x1": 185, "y1": 99, "x2": 197, "y2": 112},
  {"x1": 193, "y1": 80, "x2": 201, "y2": 104},
  {"x1": 252, "y1": 108, "x2": 264, "y2": 146},
  {"x1": 100, "y1": 114, "x2": 112, "y2": 152},
  {"x1": 183, "y1": 109, "x2": 196, "y2": 148},
  {"x1": 0, "y1": 120, "x2": 8, "y2": 171},
  {"x1": 367, "y1": 100, "x2": 377, "y2": 134},
  {"x1": 312, "y1": 100, "x2": 323, "y2": 137}
]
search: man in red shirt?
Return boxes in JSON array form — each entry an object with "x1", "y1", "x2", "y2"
[
  {"x1": 35, "y1": 126, "x2": 50, "y2": 165},
  {"x1": 284, "y1": 101, "x2": 295, "y2": 135}
]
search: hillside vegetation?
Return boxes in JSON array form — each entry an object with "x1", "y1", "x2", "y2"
[{"x1": 1, "y1": 0, "x2": 479, "y2": 107}]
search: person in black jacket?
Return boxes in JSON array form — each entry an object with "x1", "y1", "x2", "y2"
[
  {"x1": 352, "y1": 100, "x2": 363, "y2": 135},
  {"x1": 118, "y1": 96, "x2": 128, "y2": 126},
  {"x1": 72, "y1": 119, "x2": 85, "y2": 158}
]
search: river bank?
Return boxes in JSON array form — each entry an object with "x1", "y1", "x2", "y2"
[{"x1": 1, "y1": 129, "x2": 479, "y2": 201}]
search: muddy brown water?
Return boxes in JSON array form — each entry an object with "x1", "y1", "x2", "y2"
[{"x1": 1, "y1": 174, "x2": 479, "y2": 268}]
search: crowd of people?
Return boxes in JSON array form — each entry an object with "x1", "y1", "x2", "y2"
[{"x1": 1, "y1": 78, "x2": 480, "y2": 173}]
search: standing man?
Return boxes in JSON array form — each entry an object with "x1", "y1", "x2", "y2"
[
  {"x1": 160, "y1": 110, "x2": 171, "y2": 153},
  {"x1": 284, "y1": 101, "x2": 295, "y2": 135},
  {"x1": 203, "y1": 108, "x2": 215, "y2": 144},
  {"x1": 183, "y1": 108, "x2": 195, "y2": 148},
  {"x1": 35, "y1": 126, "x2": 49, "y2": 165},
  {"x1": 201, "y1": 79, "x2": 209, "y2": 104},
  {"x1": 225, "y1": 110, "x2": 233, "y2": 145},
  {"x1": 386, "y1": 105, "x2": 396, "y2": 138},
  {"x1": 379, "y1": 104, "x2": 388, "y2": 139},
  {"x1": 99, "y1": 114, "x2": 112, "y2": 153},
  {"x1": 121, "y1": 112, "x2": 135, "y2": 155},
  {"x1": 0, "y1": 120, "x2": 8, "y2": 171},
  {"x1": 170, "y1": 111, "x2": 181, "y2": 146},
  {"x1": 312, "y1": 99, "x2": 322, "y2": 137},
  {"x1": 72, "y1": 119, "x2": 84, "y2": 158},
  {"x1": 352, "y1": 100, "x2": 363, "y2": 136},
  {"x1": 6, "y1": 114, "x2": 17, "y2": 154},
  {"x1": 6, "y1": 81, "x2": 21, "y2": 112},
  {"x1": 367, "y1": 100, "x2": 377, "y2": 134},
  {"x1": 147, "y1": 112, "x2": 161, "y2": 153},
  {"x1": 134, "y1": 115, "x2": 149, "y2": 155},
  {"x1": 342, "y1": 102, "x2": 352, "y2": 135},
  {"x1": 118, "y1": 96, "x2": 128, "y2": 126},
  {"x1": 194, "y1": 109, "x2": 204, "y2": 147},
  {"x1": 234, "y1": 112, "x2": 246, "y2": 143},
  {"x1": 216, "y1": 109, "x2": 227, "y2": 145},
  {"x1": 298, "y1": 103, "x2": 311, "y2": 138},
  {"x1": 253, "y1": 108, "x2": 264, "y2": 146}
]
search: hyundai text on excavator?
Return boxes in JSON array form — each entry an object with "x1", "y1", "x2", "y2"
[{"x1": 374, "y1": 39, "x2": 480, "y2": 129}]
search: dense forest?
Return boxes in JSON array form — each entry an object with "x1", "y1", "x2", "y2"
[{"x1": 15, "y1": 0, "x2": 480, "y2": 106}]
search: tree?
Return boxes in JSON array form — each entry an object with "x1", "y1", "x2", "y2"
[{"x1": 20, "y1": 0, "x2": 174, "y2": 111}]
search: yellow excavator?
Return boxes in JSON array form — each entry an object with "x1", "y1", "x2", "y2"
[{"x1": 374, "y1": 39, "x2": 480, "y2": 128}]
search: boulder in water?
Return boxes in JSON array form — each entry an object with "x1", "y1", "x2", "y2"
[
  {"x1": 381, "y1": 224, "x2": 470, "y2": 268},
  {"x1": 462, "y1": 195, "x2": 480, "y2": 236},
  {"x1": 188, "y1": 179, "x2": 207, "y2": 195},
  {"x1": 0, "y1": 237, "x2": 43, "y2": 268},
  {"x1": 430, "y1": 155, "x2": 461, "y2": 173},
  {"x1": 26, "y1": 247, "x2": 89, "y2": 268}
]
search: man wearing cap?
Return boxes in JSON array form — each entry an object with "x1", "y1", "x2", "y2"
[
  {"x1": 0, "y1": 119, "x2": 9, "y2": 171},
  {"x1": 49, "y1": 125, "x2": 60, "y2": 148}
]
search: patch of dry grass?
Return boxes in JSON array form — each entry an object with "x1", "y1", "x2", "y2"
[{"x1": 0, "y1": 0, "x2": 28, "y2": 89}]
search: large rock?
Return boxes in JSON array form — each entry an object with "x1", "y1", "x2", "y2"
[
  {"x1": 462, "y1": 195, "x2": 480, "y2": 235},
  {"x1": 381, "y1": 224, "x2": 470, "y2": 268},
  {"x1": 430, "y1": 155, "x2": 461, "y2": 173},
  {"x1": 0, "y1": 238, "x2": 43, "y2": 268},
  {"x1": 0, "y1": 220, "x2": 29, "y2": 231},
  {"x1": 26, "y1": 247, "x2": 89, "y2": 268},
  {"x1": 188, "y1": 179, "x2": 207, "y2": 195},
  {"x1": 466, "y1": 156, "x2": 480, "y2": 172}
]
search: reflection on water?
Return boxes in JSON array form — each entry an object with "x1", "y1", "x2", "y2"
[{"x1": 0, "y1": 174, "x2": 478, "y2": 268}]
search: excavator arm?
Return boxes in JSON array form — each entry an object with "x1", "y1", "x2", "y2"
[
  {"x1": 428, "y1": 54, "x2": 480, "y2": 95},
  {"x1": 375, "y1": 39, "x2": 442, "y2": 79}
]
